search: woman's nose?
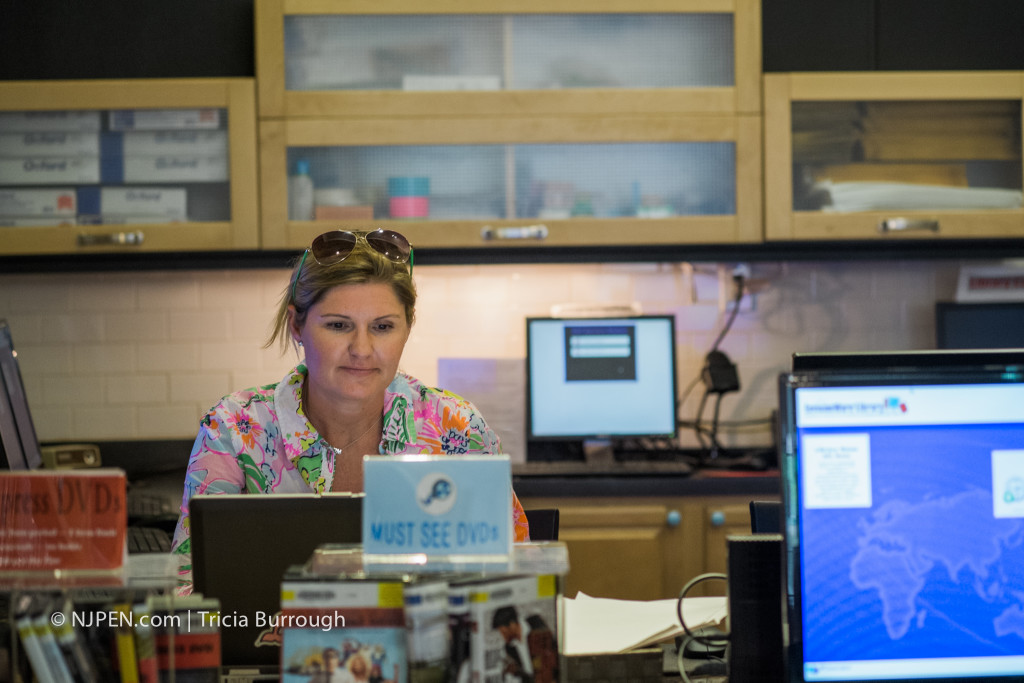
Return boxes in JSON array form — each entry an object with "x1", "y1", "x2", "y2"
[{"x1": 349, "y1": 329, "x2": 372, "y2": 355}]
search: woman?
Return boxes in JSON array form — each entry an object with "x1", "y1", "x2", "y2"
[{"x1": 170, "y1": 229, "x2": 529, "y2": 594}]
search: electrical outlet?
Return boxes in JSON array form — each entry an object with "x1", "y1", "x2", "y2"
[{"x1": 718, "y1": 263, "x2": 758, "y2": 312}]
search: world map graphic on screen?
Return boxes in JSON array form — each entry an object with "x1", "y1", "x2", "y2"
[{"x1": 799, "y1": 425, "x2": 1024, "y2": 665}]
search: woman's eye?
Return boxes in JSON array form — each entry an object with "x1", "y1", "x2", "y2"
[
  {"x1": 375, "y1": 322, "x2": 394, "y2": 332},
  {"x1": 327, "y1": 321, "x2": 352, "y2": 331}
]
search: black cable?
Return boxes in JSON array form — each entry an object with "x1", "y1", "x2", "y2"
[
  {"x1": 710, "y1": 392, "x2": 725, "y2": 452},
  {"x1": 693, "y1": 388, "x2": 710, "y2": 450},
  {"x1": 709, "y1": 273, "x2": 745, "y2": 352},
  {"x1": 676, "y1": 573, "x2": 729, "y2": 642},
  {"x1": 675, "y1": 573, "x2": 729, "y2": 683}
]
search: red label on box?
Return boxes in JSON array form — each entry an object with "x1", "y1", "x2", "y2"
[{"x1": 0, "y1": 470, "x2": 126, "y2": 572}]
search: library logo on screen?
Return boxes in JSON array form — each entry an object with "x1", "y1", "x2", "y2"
[
  {"x1": 417, "y1": 472, "x2": 457, "y2": 515},
  {"x1": 806, "y1": 396, "x2": 908, "y2": 417}
]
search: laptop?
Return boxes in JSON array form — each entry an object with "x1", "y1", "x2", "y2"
[
  {"x1": 189, "y1": 493, "x2": 363, "y2": 677},
  {"x1": 778, "y1": 354, "x2": 1024, "y2": 682}
]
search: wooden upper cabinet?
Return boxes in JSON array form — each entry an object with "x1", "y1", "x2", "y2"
[
  {"x1": 764, "y1": 72, "x2": 1024, "y2": 241},
  {"x1": 0, "y1": 79, "x2": 259, "y2": 255},
  {"x1": 255, "y1": 0, "x2": 763, "y2": 250},
  {"x1": 256, "y1": 0, "x2": 763, "y2": 119}
]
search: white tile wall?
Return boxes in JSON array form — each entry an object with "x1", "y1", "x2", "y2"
[{"x1": 0, "y1": 258, "x2": 971, "y2": 459}]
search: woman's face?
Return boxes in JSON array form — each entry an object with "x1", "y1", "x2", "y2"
[{"x1": 290, "y1": 282, "x2": 411, "y2": 406}]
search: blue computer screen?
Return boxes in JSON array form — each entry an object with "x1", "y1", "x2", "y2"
[
  {"x1": 785, "y1": 379, "x2": 1024, "y2": 681},
  {"x1": 526, "y1": 315, "x2": 677, "y2": 440}
]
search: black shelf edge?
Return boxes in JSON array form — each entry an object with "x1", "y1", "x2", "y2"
[{"x1": 3, "y1": 238, "x2": 1024, "y2": 274}]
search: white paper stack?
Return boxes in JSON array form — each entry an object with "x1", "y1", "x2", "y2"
[
  {"x1": 559, "y1": 592, "x2": 727, "y2": 656},
  {"x1": 819, "y1": 180, "x2": 1024, "y2": 213}
]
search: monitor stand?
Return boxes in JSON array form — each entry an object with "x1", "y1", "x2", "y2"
[{"x1": 582, "y1": 439, "x2": 615, "y2": 466}]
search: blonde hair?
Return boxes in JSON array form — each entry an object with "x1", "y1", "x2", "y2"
[{"x1": 265, "y1": 234, "x2": 416, "y2": 351}]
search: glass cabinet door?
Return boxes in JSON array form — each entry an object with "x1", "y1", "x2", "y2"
[
  {"x1": 283, "y1": 14, "x2": 733, "y2": 92},
  {"x1": 765, "y1": 72, "x2": 1024, "y2": 241},
  {"x1": 260, "y1": 115, "x2": 761, "y2": 249},
  {"x1": 0, "y1": 79, "x2": 258, "y2": 255},
  {"x1": 257, "y1": 0, "x2": 762, "y2": 117},
  {"x1": 284, "y1": 142, "x2": 735, "y2": 222}
]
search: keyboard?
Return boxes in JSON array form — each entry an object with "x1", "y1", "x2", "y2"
[
  {"x1": 126, "y1": 491, "x2": 178, "y2": 520},
  {"x1": 127, "y1": 526, "x2": 172, "y2": 554}
]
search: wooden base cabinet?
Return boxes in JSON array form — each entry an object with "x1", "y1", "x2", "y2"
[{"x1": 520, "y1": 494, "x2": 779, "y2": 601}]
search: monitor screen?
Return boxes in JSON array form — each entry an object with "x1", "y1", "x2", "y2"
[
  {"x1": 778, "y1": 356, "x2": 1024, "y2": 683},
  {"x1": 0, "y1": 319, "x2": 42, "y2": 470},
  {"x1": 936, "y1": 301, "x2": 1024, "y2": 350},
  {"x1": 526, "y1": 315, "x2": 678, "y2": 440}
]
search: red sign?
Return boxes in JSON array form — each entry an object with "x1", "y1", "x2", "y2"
[{"x1": 0, "y1": 470, "x2": 127, "y2": 573}]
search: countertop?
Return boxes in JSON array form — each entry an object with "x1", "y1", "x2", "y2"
[
  {"x1": 61, "y1": 439, "x2": 781, "y2": 500},
  {"x1": 512, "y1": 463, "x2": 780, "y2": 498}
]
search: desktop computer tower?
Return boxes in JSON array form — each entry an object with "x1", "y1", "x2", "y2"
[{"x1": 727, "y1": 533, "x2": 785, "y2": 683}]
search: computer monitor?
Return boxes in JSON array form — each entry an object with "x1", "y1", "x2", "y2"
[
  {"x1": 0, "y1": 319, "x2": 42, "y2": 471},
  {"x1": 778, "y1": 353, "x2": 1024, "y2": 683},
  {"x1": 190, "y1": 493, "x2": 363, "y2": 670},
  {"x1": 525, "y1": 315, "x2": 678, "y2": 442},
  {"x1": 936, "y1": 301, "x2": 1024, "y2": 350}
]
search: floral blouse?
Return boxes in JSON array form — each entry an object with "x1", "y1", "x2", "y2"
[{"x1": 171, "y1": 364, "x2": 530, "y2": 594}]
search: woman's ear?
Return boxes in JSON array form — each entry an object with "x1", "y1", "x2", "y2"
[{"x1": 286, "y1": 304, "x2": 302, "y2": 342}]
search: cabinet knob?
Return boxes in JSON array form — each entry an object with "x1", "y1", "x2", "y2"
[
  {"x1": 666, "y1": 509, "x2": 681, "y2": 527},
  {"x1": 480, "y1": 224, "x2": 549, "y2": 241},
  {"x1": 77, "y1": 231, "x2": 145, "y2": 247},
  {"x1": 877, "y1": 218, "x2": 939, "y2": 234},
  {"x1": 710, "y1": 510, "x2": 726, "y2": 527}
]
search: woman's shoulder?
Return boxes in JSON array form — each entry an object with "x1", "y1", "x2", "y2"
[
  {"x1": 209, "y1": 366, "x2": 303, "y2": 413},
  {"x1": 391, "y1": 372, "x2": 478, "y2": 412}
]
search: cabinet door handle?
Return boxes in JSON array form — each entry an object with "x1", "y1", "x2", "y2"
[
  {"x1": 481, "y1": 224, "x2": 549, "y2": 241},
  {"x1": 877, "y1": 218, "x2": 939, "y2": 234},
  {"x1": 77, "y1": 231, "x2": 145, "y2": 247},
  {"x1": 666, "y1": 510, "x2": 681, "y2": 527}
]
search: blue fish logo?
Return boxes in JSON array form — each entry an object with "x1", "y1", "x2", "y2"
[
  {"x1": 423, "y1": 479, "x2": 452, "y2": 506},
  {"x1": 417, "y1": 473, "x2": 457, "y2": 515}
]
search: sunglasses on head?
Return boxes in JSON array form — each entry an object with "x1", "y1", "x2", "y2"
[{"x1": 290, "y1": 229, "x2": 414, "y2": 303}]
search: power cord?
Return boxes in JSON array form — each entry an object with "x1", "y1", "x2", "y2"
[
  {"x1": 675, "y1": 573, "x2": 729, "y2": 683},
  {"x1": 693, "y1": 272, "x2": 744, "y2": 459}
]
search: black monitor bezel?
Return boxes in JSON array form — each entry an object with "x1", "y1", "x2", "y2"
[
  {"x1": 778, "y1": 360, "x2": 1024, "y2": 683},
  {"x1": 935, "y1": 300, "x2": 1024, "y2": 350},
  {"x1": 0, "y1": 319, "x2": 42, "y2": 471},
  {"x1": 525, "y1": 314, "x2": 679, "y2": 442}
]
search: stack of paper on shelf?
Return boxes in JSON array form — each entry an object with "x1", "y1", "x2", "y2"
[
  {"x1": 559, "y1": 592, "x2": 727, "y2": 656},
  {"x1": 817, "y1": 180, "x2": 1023, "y2": 212}
]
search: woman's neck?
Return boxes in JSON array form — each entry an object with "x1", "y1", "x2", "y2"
[{"x1": 302, "y1": 381, "x2": 384, "y2": 451}]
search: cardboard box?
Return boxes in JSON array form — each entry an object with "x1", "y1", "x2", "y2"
[
  {"x1": 122, "y1": 155, "x2": 228, "y2": 183},
  {"x1": 314, "y1": 204, "x2": 374, "y2": 221},
  {"x1": 0, "y1": 157, "x2": 100, "y2": 185},
  {"x1": 108, "y1": 108, "x2": 221, "y2": 131},
  {"x1": 121, "y1": 130, "x2": 228, "y2": 156},
  {"x1": 0, "y1": 217, "x2": 76, "y2": 227},
  {"x1": 0, "y1": 110, "x2": 102, "y2": 133},
  {"x1": 0, "y1": 132, "x2": 100, "y2": 157},
  {"x1": 0, "y1": 188, "x2": 77, "y2": 217},
  {"x1": 76, "y1": 187, "x2": 187, "y2": 220}
]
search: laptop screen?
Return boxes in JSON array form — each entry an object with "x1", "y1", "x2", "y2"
[
  {"x1": 779, "y1": 361, "x2": 1024, "y2": 682},
  {"x1": 190, "y1": 493, "x2": 363, "y2": 669}
]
